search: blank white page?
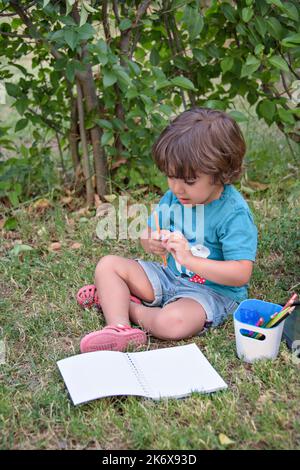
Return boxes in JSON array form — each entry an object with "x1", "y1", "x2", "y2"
[
  {"x1": 57, "y1": 351, "x2": 144, "y2": 405},
  {"x1": 129, "y1": 343, "x2": 227, "y2": 400}
]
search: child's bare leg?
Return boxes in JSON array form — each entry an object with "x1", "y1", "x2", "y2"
[
  {"x1": 94, "y1": 255, "x2": 155, "y2": 327},
  {"x1": 129, "y1": 298, "x2": 206, "y2": 339}
]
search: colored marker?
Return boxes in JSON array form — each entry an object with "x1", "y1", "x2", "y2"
[
  {"x1": 269, "y1": 306, "x2": 295, "y2": 328},
  {"x1": 271, "y1": 292, "x2": 298, "y2": 319},
  {"x1": 252, "y1": 317, "x2": 264, "y2": 339}
]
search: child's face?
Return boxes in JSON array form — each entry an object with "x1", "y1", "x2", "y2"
[{"x1": 167, "y1": 174, "x2": 224, "y2": 206}]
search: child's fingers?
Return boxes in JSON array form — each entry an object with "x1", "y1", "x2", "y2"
[
  {"x1": 160, "y1": 229, "x2": 171, "y2": 241},
  {"x1": 149, "y1": 239, "x2": 167, "y2": 255},
  {"x1": 155, "y1": 248, "x2": 168, "y2": 255},
  {"x1": 151, "y1": 230, "x2": 161, "y2": 240},
  {"x1": 166, "y1": 240, "x2": 190, "y2": 253}
]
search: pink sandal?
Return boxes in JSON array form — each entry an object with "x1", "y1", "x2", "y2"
[
  {"x1": 76, "y1": 284, "x2": 142, "y2": 309},
  {"x1": 80, "y1": 324, "x2": 147, "y2": 353}
]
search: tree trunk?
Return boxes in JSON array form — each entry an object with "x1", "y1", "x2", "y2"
[
  {"x1": 79, "y1": 60, "x2": 108, "y2": 198},
  {"x1": 76, "y1": 79, "x2": 94, "y2": 206},
  {"x1": 69, "y1": 94, "x2": 80, "y2": 173}
]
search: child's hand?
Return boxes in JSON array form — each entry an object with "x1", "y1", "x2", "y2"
[
  {"x1": 162, "y1": 231, "x2": 192, "y2": 266},
  {"x1": 149, "y1": 230, "x2": 171, "y2": 256}
]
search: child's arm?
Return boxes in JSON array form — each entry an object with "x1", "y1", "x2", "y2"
[
  {"x1": 163, "y1": 232, "x2": 253, "y2": 287},
  {"x1": 184, "y1": 256, "x2": 253, "y2": 287}
]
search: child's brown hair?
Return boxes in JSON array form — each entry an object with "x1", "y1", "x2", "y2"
[{"x1": 152, "y1": 107, "x2": 246, "y2": 184}]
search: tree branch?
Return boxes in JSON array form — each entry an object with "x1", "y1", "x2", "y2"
[
  {"x1": 113, "y1": 0, "x2": 121, "y2": 25},
  {"x1": 0, "y1": 1, "x2": 35, "y2": 16},
  {"x1": 9, "y1": 0, "x2": 63, "y2": 61},
  {"x1": 279, "y1": 50, "x2": 300, "y2": 80},
  {"x1": 76, "y1": 78, "x2": 94, "y2": 205},
  {"x1": 280, "y1": 71, "x2": 292, "y2": 99},
  {"x1": 0, "y1": 30, "x2": 33, "y2": 38},
  {"x1": 132, "y1": 0, "x2": 152, "y2": 28},
  {"x1": 27, "y1": 107, "x2": 65, "y2": 135},
  {"x1": 102, "y1": 0, "x2": 111, "y2": 42}
]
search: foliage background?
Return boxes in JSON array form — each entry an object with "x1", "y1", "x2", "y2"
[{"x1": 0, "y1": 0, "x2": 299, "y2": 208}]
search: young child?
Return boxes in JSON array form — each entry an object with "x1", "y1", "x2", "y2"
[{"x1": 77, "y1": 107, "x2": 258, "y2": 353}]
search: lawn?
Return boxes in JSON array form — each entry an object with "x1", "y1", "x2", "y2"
[{"x1": 0, "y1": 114, "x2": 300, "y2": 450}]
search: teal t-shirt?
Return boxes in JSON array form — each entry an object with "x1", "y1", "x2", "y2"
[{"x1": 147, "y1": 184, "x2": 258, "y2": 302}]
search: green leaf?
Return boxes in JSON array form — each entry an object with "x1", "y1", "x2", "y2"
[
  {"x1": 283, "y1": 3, "x2": 299, "y2": 22},
  {"x1": 3, "y1": 217, "x2": 17, "y2": 231},
  {"x1": 127, "y1": 60, "x2": 141, "y2": 76},
  {"x1": 174, "y1": 56, "x2": 189, "y2": 72},
  {"x1": 95, "y1": 39, "x2": 108, "y2": 65},
  {"x1": 125, "y1": 88, "x2": 139, "y2": 99},
  {"x1": 119, "y1": 19, "x2": 132, "y2": 31},
  {"x1": 53, "y1": 57, "x2": 68, "y2": 71},
  {"x1": 111, "y1": 118, "x2": 125, "y2": 131},
  {"x1": 254, "y1": 44, "x2": 264, "y2": 57},
  {"x1": 192, "y1": 48, "x2": 207, "y2": 65},
  {"x1": 77, "y1": 23, "x2": 95, "y2": 40},
  {"x1": 242, "y1": 7, "x2": 254, "y2": 23},
  {"x1": 82, "y1": 0, "x2": 97, "y2": 13},
  {"x1": 172, "y1": 94, "x2": 181, "y2": 107},
  {"x1": 113, "y1": 66, "x2": 132, "y2": 87},
  {"x1": 10, "y1": 244, "x2": 33, "y2": 257},
  {"x1": 11, "y1": 18, "x2": 23, "y2": 29},
  {"x1": 103, "y1": 70, "x2": 117, "y2": 88},
  {"x1": 5, "y1": 82, "x2": 20, "y2": 98},
  {"x1": 15, "y1": 97, "x2": 30, "y2": 115},
  {"x1": 15, "y1": 118, "x2": 28, "y2": 132},
  {"x1": 221, "y1": 57, "x2": 234, "y2": 74},
  {"x1": 66, "y1": 61, "x2": 75, "y2": 82},
  {"x1": 64, "y1": 29, "x2": 77, "y2": 50},
  {"x1": 49, "y1": 30, "x2": 65, "y2": 42},
  {"x1": 254, "y1": 17, "x2": 267, "y2": 38},
  {"x1": 268, "y1": 55, "x2": 289, "y2": 73},
  {"x1": 96, "y1": 119, "x2": 113, "y2": 130},
  {"x1": 101, "y1": 130, "x2": 114, "y2": 146},
  {"x1": 221, "y1": 3, "x2": 237, "y2": 22},
  {"x1": 150, "y1": 47, "x2": 160, "y2": 66},
  {"x1": 171, "y1": 76, "x2": 196, "y2": 91},
  {"x1": 241, "y1": 55, "x2": 260, "y2": 78},
  {"x1": 228, "y1": 110, "x2": 248, "y2": 122},
  {"x1": 79, "y1": 5, "x2": 88, "y2": 27},
  {"x1": 8, "y1": 62, "x2": 28, "y2": 75},
  {"x1": 266, "y1": 0, "x2": 284, "y2": 9},
  {"x1": 43, "y1": 0, "x2": 51, "y2": 6},
  {"x1": 282, "y1": 33, "x2": 300, "y2": 47},
  {"x1": 60, "y1": 16, "x2": 77, "y2": 26},
  {"x1": 183, "y1": 6, "x2": 204, "y2": 41},
  {"x1": 278, "y1": 107, "x2": 295, "y2": 124},
  {"x1": 267, "y1": 17, "x2": 283, "y2": 40},
  {"x1": 257, "y1": 99, "x2": 276, "y2": 121},
  {"x1": 66, "y1": 0, "x2": 76, "y2": 15},
  {"x1": 8, "y1": 191, "x2": 19, "y2": 206},
  {"x1": 156, "y1": 80, "x2": 171, "y2": 90},
  {"x1": 204, "y1": 100, "x2": 226, "y2": 110}
]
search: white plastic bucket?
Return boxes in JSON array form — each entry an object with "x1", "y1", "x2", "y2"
[{"x1": 234, "y1": 299, "x2": 285, "y2": 363}]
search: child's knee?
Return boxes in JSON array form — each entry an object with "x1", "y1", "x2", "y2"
[
  {"x1": 95, "y1": 255, "x2": 121, "y2": 276},
  {"x1": 95, "y1": 255, "x2": 130, "y2": 279},
  {"x1": 152, "y1": 309, "x2": 185, "y2": 340}
]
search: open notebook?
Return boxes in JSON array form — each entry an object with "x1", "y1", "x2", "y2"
[{"x1": 57, "y1": 343, "x2": 228, "y2": 405}]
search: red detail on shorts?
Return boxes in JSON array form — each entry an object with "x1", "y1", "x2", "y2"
[{"x1": 189, "y1": 274, "x2": 206, "y2": 285}]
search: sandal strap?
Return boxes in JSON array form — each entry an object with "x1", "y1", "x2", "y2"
[{"x1": 103, "y1": 324, "x2": 133, "y2": 333}]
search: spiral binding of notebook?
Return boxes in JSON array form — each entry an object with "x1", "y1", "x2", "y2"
[{"x1": 125, "y1": 354, "x2": 154, "y2": 398}]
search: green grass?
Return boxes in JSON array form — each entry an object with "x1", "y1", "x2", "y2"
[{"x1": 1, "y1": 113, "x2": 300, "y2": 450}]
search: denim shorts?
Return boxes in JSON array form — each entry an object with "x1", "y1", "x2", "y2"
[{"x1": 135, "y1": 259, "x2": 238, "y2": 333}]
